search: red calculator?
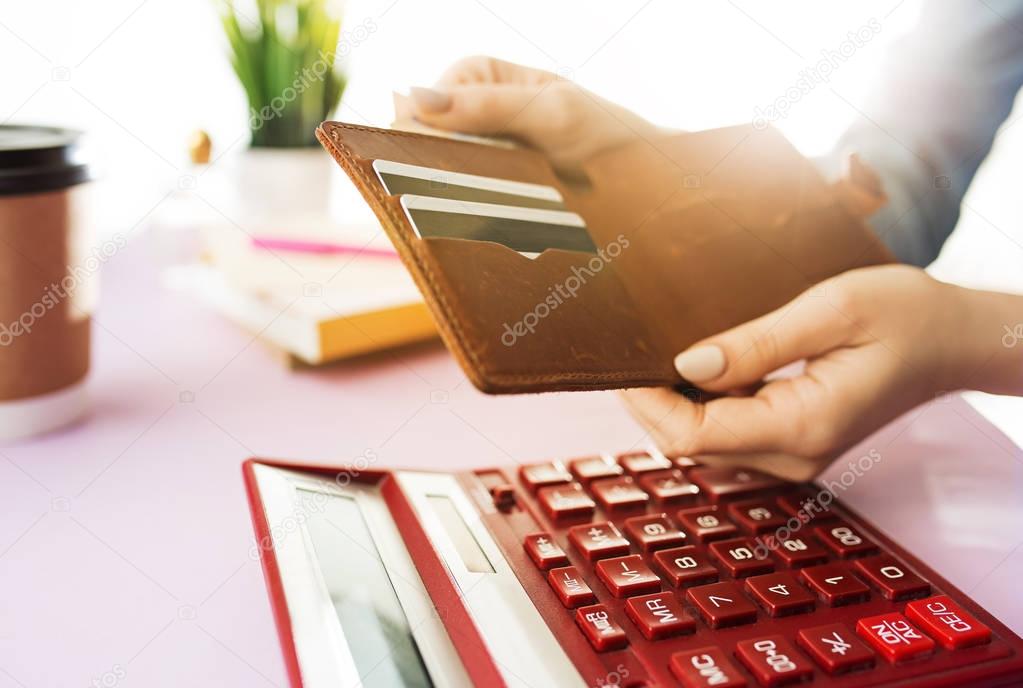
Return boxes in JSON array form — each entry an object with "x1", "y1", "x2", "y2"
[{"x1": 244, "y1": 451, "x2": 1023, "y2": 687}]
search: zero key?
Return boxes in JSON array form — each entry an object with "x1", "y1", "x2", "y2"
[{"x1": 735, "y1": 635, "x2": 813, "y2": 687}]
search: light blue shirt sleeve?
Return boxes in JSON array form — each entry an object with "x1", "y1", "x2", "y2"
[{"x1": 830, "y1": 0, "x2": 1023, "y2": 266}]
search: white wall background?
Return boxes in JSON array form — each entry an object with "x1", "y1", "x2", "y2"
[{"x1": 2, "y1": 0, "x2": 1021, "y2": 293}]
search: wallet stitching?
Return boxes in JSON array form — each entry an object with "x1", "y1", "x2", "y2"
[{"x1": 322, "y1": 122, "x2": 674, "y2": 385}]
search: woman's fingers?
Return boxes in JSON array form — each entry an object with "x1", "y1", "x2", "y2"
[
  {"x1": 434, "y1": 55, "x2": 554, "y2": 88},
  {"x1": 409, "y1": 83, "x2": 556, "y2": 139},
  {"x1": 621, "y1": 386, "x2": 792, "y2": 455},
  {"x1": 672, "y1": 280, "x2": 862, "y2": 393}
]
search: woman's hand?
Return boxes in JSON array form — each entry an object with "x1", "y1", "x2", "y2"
[
  {"x1": 399, "y1": 56, "x2": 663, "y2": 173},
  {"x1": 622, "y1": 265, "x2": 1023, "y2": 481}
]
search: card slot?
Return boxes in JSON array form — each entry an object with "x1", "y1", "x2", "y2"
[
  {"x1": 410, "y1": 234, "x2": 676, "y2": 392},
  {"x1": 399, "y1": 195, "x2": 597, "y2": 256}
]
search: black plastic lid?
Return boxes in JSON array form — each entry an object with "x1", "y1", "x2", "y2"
[{"x1": 0, "y1": 125, "x2": 92, "y2": 196}]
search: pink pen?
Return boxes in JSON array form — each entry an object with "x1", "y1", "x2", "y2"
[{"x1": 251, "y1": 237, "x2": 399, "y2": 259}]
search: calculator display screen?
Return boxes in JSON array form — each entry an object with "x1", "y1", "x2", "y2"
[{"x1": 299, "y1": 489, "x2": 433, "y2": 688}]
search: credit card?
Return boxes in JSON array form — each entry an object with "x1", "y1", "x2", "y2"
[
  {"x1": 374, "y1": 159, "x2": 566, "y2": 211},
  {"x1": 399, "y1": 195, "x2": 596, "y2": 257}
]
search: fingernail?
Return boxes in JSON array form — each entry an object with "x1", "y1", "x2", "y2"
[
  {"x1": 673, "y1": 345, "x2": 726, "y2": 382},
  {"x1": 410, "y1": 86, "x2": 452, "y2": 113}
]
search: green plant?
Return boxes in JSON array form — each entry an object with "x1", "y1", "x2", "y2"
[{"x1": 219, "y1": 0, "x2": 347, "y2": 147}]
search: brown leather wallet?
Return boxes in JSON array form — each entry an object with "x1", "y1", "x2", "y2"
[{"x1": 316, "y1": 121, "x2": 893, "y2": 394}]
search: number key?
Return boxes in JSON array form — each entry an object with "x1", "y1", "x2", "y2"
[
  {"x1": 735, "y1": 635, "x2": 813, "y2": 688},
  {"x1": 771, "y1": 535, "x2": 828, "y2": 568},
  {"x1": 744, "y1": 572, "x2": 815, "y2": 617},
  {"x1": 853, "y1": 554, "x2": 930, "y2": 601},
  {"x1": 624, "y1": 513, "x2": 686, "y2": 552},
  {"x1": 653, "y1": 546, "x2": 719, "y2": 588},
  {"x1": 686, "y1": 581, "x2": 758, "y2": 628},
  {"x1": 800, "y1": 563, "x2": 870, "y2": 607},
  {"x1": 814, "y1": 521, "x2": 878, "y2": 559},
  {"x1": 676, "y1": 506, "x2": 738, "y2": 542},
  {"x1": 709, "y1": 538, "x2": 774, "y2": 578},
  {"x1": 727, "y1": 500, "x2": 787, "y2": 534}
]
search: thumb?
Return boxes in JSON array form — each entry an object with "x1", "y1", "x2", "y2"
[
  {"x1": 408, "y1": 83, "x2": 552, "y2": 139},
  {"x1": 673, "y1": 285, "x2": 859, "y2": 393}
]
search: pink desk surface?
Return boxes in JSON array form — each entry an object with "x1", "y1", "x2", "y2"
[{"x1": 1, "y1": 236, "x2": 1022, "y2": 688}]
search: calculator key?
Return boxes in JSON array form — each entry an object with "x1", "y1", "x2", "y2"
[
  {"x1": 617, "y1": 451, "x2": 672, "y2": 475},
  {"x1": 523, "y1": 532, "x2": 569, "y2": 570},
  {"x1": 670, "y1": 646, "x2": 747, "y2": 688},
  {"x1": 727, "y1": 500, "x2": 788, "y2": 535},
  {"x1": 905, "y1": 595, "x2": 992, "y2": 649},
  {"x1": 686, "y1": 581, "x2": 758, "y2": 628},
  {"x1": 537, "y1": 483, "x2": 595, "y2": 520},
  {"x1": 653, "y1": 546, "x2": 719, "y2": 588},
  {"x1": 568, "y1": 522, "x2": 630, "y2": 561},
  {"x1": 854, "y1": 554, "x2": 931, "y2": 601},
  {"x1": 771, "y1": 536, "x2": 828, "y2": 568},
  {"x1": 624, "y1": 514, "x2": 686, "y2": 552},
  {"x1": 669, "y1": 455, "x2": 701, "y2": 472},
  {"x1": 519, "y1": 462, "x2": 571, "y2": 492},
  {"x1": 624, "y1": 592, "x2": 695, "y2": 640},
  {"x1": 596, "y1": 555, "x2": 661, "y2": 598},
  {"x1": 548, "y1": 566, "x2": 596, "y2": 608},
  {"x1": 797, "y1": 623, "x2": 875, "y2": 675},
  {"x1": 814, "y1": 521, "x2": 878, "y2": 559},
  {"x1": 735, "y1": 635, "x2": 813, "y2": 687},
  {"x1": 709, "y1": 538, "x2": 774, "y2": 578},
  {"x1": 575, "y1": 604, "x2": 628, "y2": 651},
  {"x1": 744, "y1": 573, "x2": 815, "y2": 617},
  {"x1": 689, "y1": 466, "x2": 783, "y2": 502},
  {"x1": 569, "y1": 456, "x2": 623, "y2": 483},
  {"x1": 856, "y1": 612, "x2": 935, "y2": 662},
  {"x1": 590, "y1": 476, "x2": 649, "y2": 511},
  {"x1": 776, "y1": 492, "x2": 835, "y2": 523},
  {"x1": 800, "y1": 563, "x2": 870, "y2": 606},
  {"x1": 676, "y1": 506, "x2": 739, "y2": 542},
  {"x1": 639, "y1": 469, "x2": 700, "y2": 504}
]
